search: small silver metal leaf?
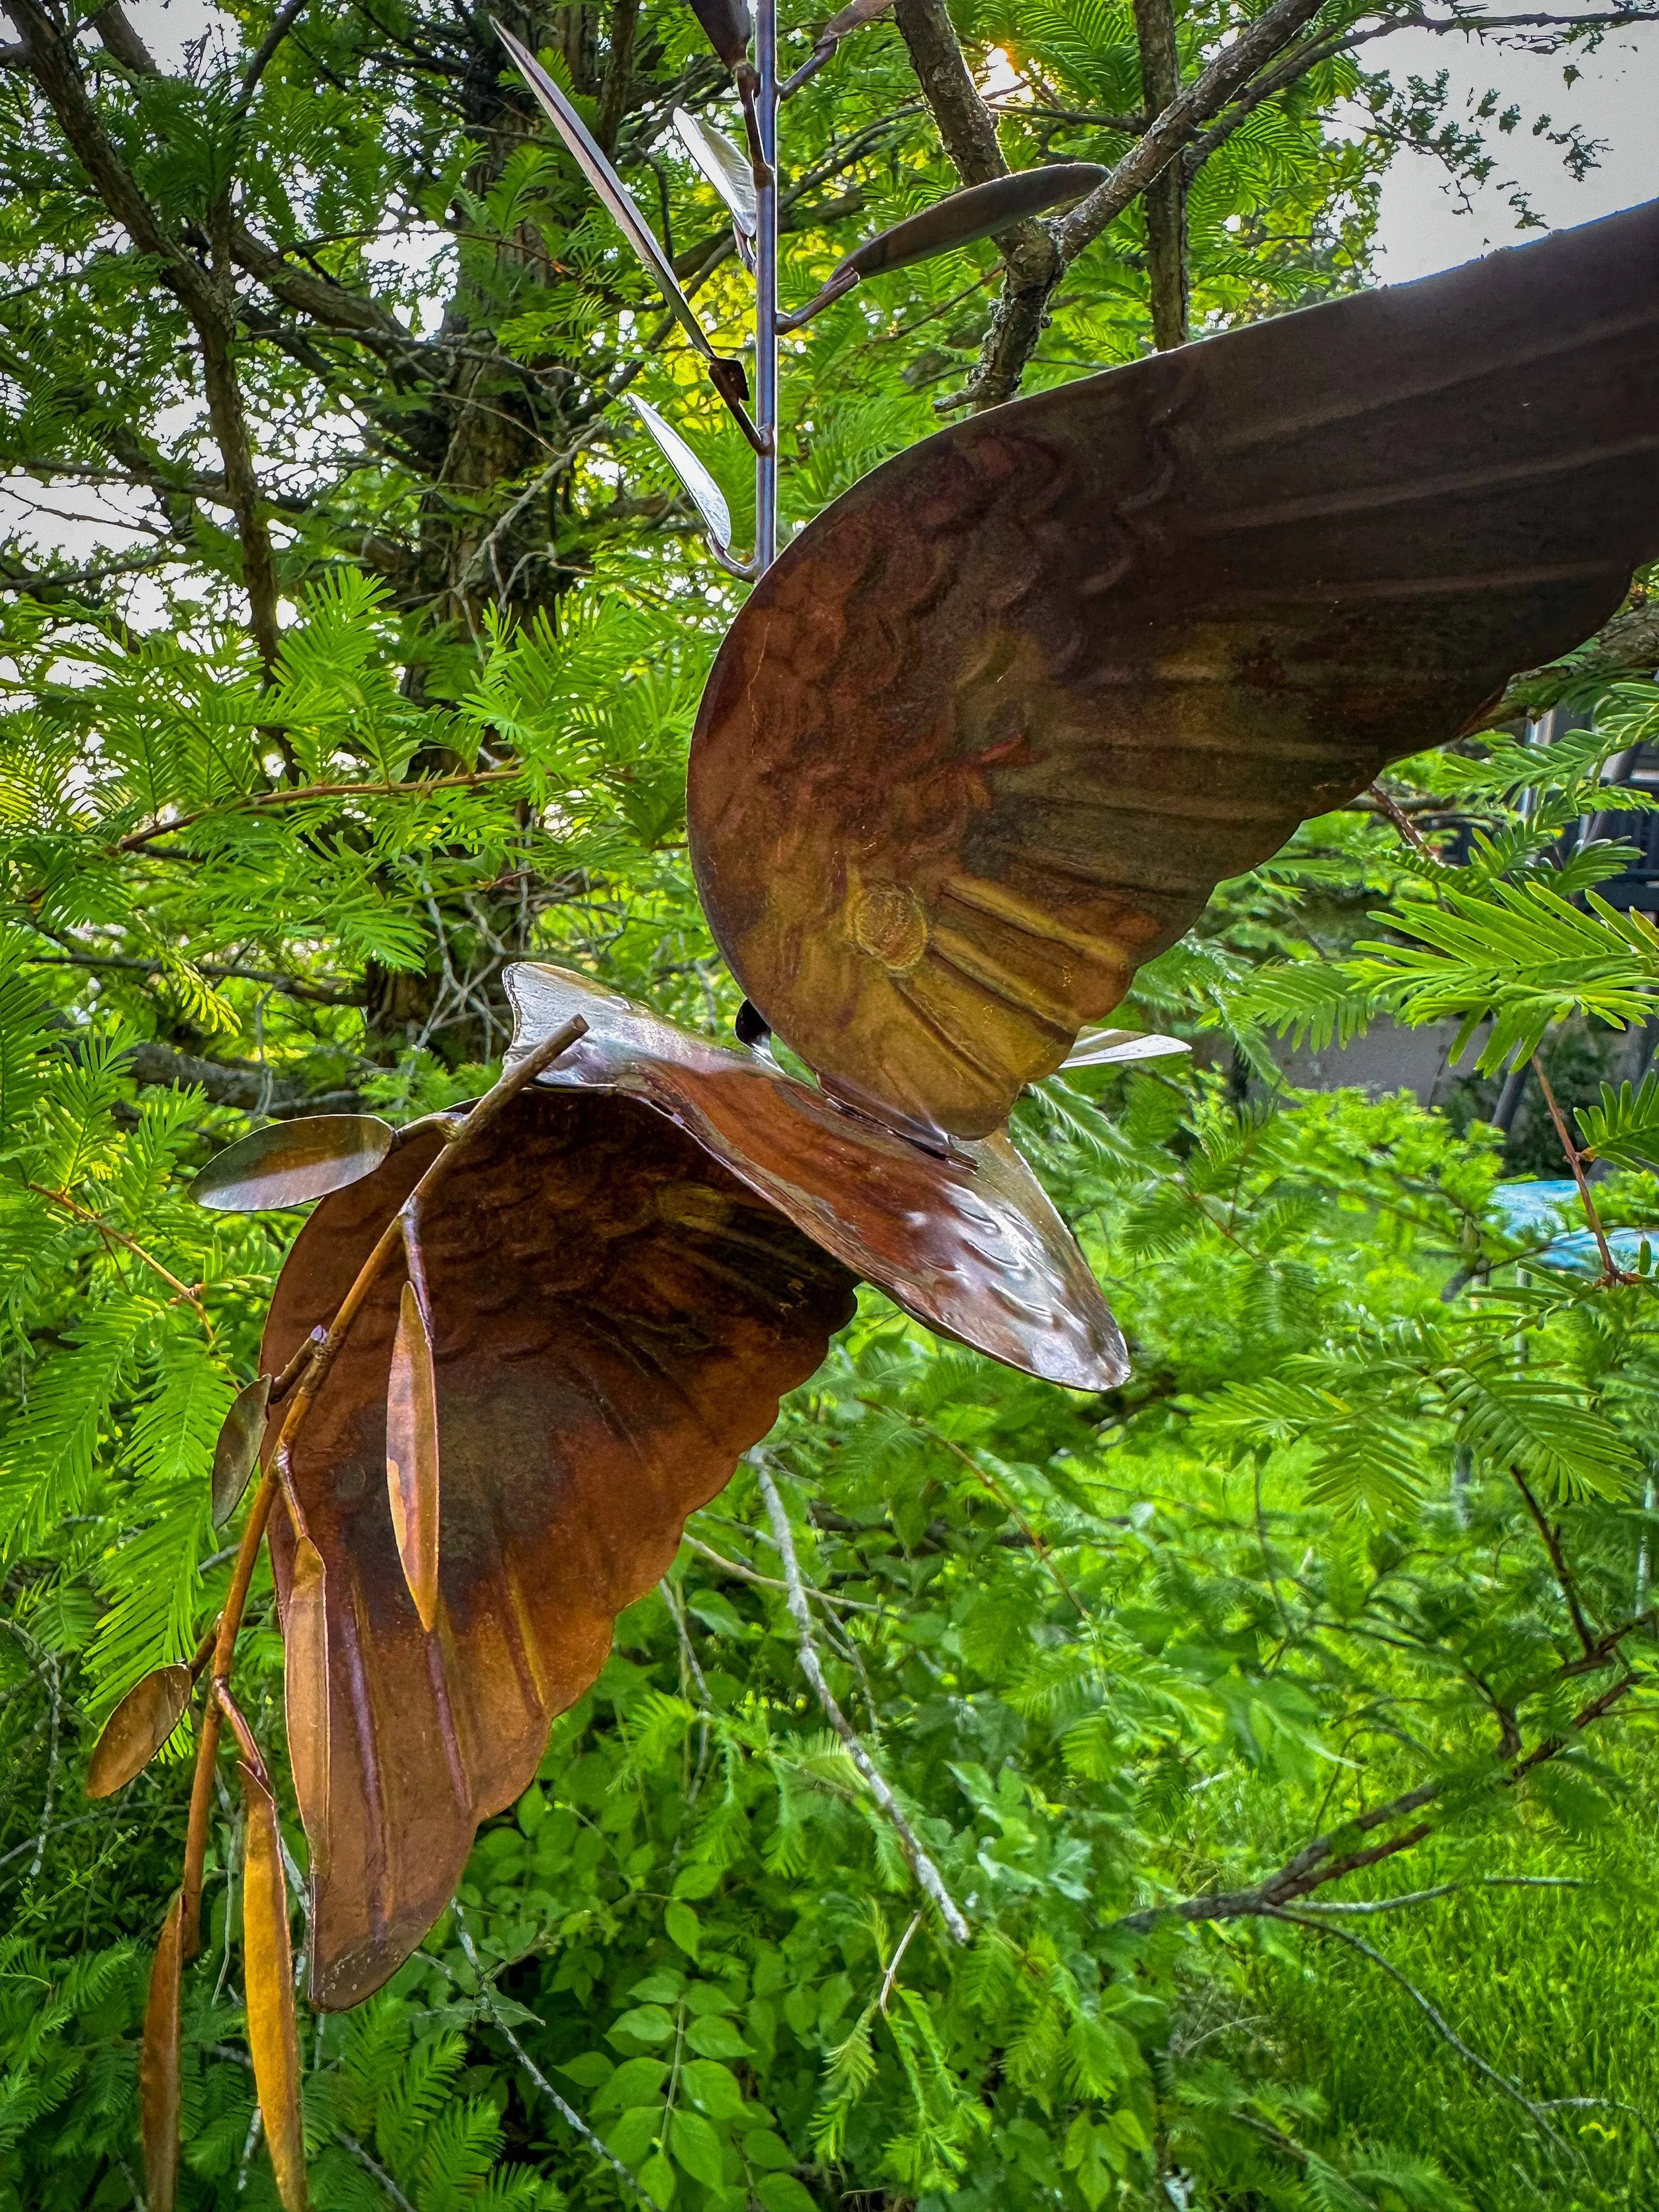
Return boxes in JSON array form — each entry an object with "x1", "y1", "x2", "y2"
[
  {"x1": 625, "y1": 395, "x2": 733, "y2": 555},
  {"x1": 672, "y1": 106, "x2": 758, "y2": 254},
  {"x1": 1062, "y1": 1029, "x2": 1191, "y2": 1069}
]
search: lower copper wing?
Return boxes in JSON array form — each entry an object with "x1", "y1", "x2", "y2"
[
  {"x1": 689, "y1": 200, "x2": 1659, "y2": 1139},
  {"x1": 505, "y1": 961, "x2": 1128, "y2": 1393},
  {"x1": 262, "y1": 1089, "x2": 854, "y2": 2010}
]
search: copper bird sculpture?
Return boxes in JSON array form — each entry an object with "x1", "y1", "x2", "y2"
[{"x1": 88, "y1": 1, "x2": 1659, "y2": 2200}]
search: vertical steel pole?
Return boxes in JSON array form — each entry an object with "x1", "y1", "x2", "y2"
[{"x1": 754, "y1": 0, "x2": 780, "y2": 573}]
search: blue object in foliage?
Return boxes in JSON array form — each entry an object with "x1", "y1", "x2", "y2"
[{"x1": 1488, "y1": 1180, "x2": 1656, "y2": 1273}]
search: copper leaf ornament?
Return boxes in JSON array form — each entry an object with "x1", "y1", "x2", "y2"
[
  {"x1": 86, "y1": 1664, "x2": 193, "y2": 1797},
  {"x1": 782, "y1": 0, "x2": 896, "y2": 95},
  {"x1": 140, "y1": 1893, "x2": 184, "y2": 2212},
  {"x1": 506, "y1": 961, "x2": 1127, "y2": 1391},
  {"x1": 386, "y1": 1278, "x2": 441, "y2": 1633},
  {"x1": 780, "y1": 164, "x2": 1108, "y2": 330},
  {"x1": 281, "y1": 1536, "x2": 330, "y2": 1877},
  {"x1": 240, "y1": 1763, "x2": 311, "y2": 2210},
  {"x1": 817, "y1": 0, "x2": 896, "y2": 40},
  {"x1": 192, "y1": 1115, "x2": 394, "y2": 1211},
  {"x1": 690, "y1": 200, "x2": 1659, "y2": 1139},
  {"x1": 263, "y1": 1087, "x2": 855, "y2": 2008},
  {"x1": 212, "y1": 1374, "x2": 272, "y2": 1528}
]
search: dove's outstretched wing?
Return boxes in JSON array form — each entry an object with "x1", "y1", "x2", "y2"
[
  {"x1": 263, "y1": 1091, "x2": 854, "y2": 2010},
  {"x1": 689, "y1": 199, "x2": 1659, "y2": 1140}
]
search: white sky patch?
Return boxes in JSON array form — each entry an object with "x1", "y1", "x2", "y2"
[
  {"x1": 979, "y1": 48, "x2": 1031, "y2": 105},
  {"x1": 1368, "y1": 25, "x2": 1658, "y2": 280},
  {"x1": 10, "y1": 0, "x2": 1651, "y2": 600},
  {"x1": 125, "y1": 0, "x2": 238, "y2": 72}
]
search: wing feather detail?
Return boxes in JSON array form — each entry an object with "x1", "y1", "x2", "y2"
[
  {"x1": 689, "y1": 199, "x2": 1659, "y2": 1137},
  {"x1": 264, "y1": 1092, "x2": 855, "y2": 2009}
]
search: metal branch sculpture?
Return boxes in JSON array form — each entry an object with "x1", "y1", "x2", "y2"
[{"x1": 83, "y1": 3, "x2": 1659, "y2": 2202}]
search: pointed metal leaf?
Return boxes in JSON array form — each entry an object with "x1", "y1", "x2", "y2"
[
  {"x1": 625, "y1": 396, "x2": 733, "y2": 554},
  {"x1": 781, "y1": 0, "x2": 896, "y2": 94},
  {"x1": 211, "y1": 1374, "x2": 272, "y2": 1527},
  {"x1": 386, "y1": 1280, "x2": 441, "y2": 1633},
  {"x1": 86, "y1": 1664, "x2": 193, "y2": 1798},
  {"x1": 240, "y1": 1763, "x2": 310, "y2": 2211},
  {"x1": 1062, "y1": 1029, "x2": 1192, "y2": 1069},
  {"x1": 283, "y1": 1536, "x2": 329, "y2": 1881},
  {"x1": 687, "y1": 0, "x2": 752, "y2": 66},
  {"x1": 191, "y1": 1115, "x2": 394, "y2": 1211},
  {"x1": 781, "y1": 163, "x2": 1108, "y2": 329},
  {"x1": 141, "y1": 1893, "x2": 183, "y2": 2212},
  {"x1": 672, "y1": 107, "x2": 757, "y2": 241},
  {"x1": 819, "y1": 0, "x2": 896, "y2": 40},
  {"x1": 495, "y1": 22, "x2": 718, "y2": 365}
]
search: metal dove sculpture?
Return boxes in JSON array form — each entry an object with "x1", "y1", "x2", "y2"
[{"x1": 90, "y1": 5, "x2": 1659, "y2": 2204}]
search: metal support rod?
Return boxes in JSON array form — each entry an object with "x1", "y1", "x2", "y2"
[{"x1": 754, "y1": 0, "x2": 780, "y2": 571}]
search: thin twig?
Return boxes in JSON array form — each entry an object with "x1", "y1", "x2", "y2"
[
  {"x1": 1368, "y1": 780, "x2": 1436, "y2": 860},
  {"x1": 237, "y1": 0, "x2": 311, "y2": 107},
  {"x1": 113, "y1": 765, "x2": 525, "y2": 854},
  {"x1": 690, "y1": 1528, "x2": 881, "y2": 1611},
  {"x1": 336, "y1": 2131, "x2": 417, "y2": 2211},
  {"x1": 1509, "y1": 1465, "x2": 1598, "y2": 1659},
  {"x1": 1268, "y1": 1907, "x2": 1577, "y2": 2161},
  {"x1": 877, "y1": 1909, "x2": 923, "y2": 2016},
  {"x1": 683, "y1": 1531, "x2": 790, "y2": 1590},
  {"x1": 658, "y1": 1577, "x2": 709, "y2": 1705},
  {"x1": 236, "y1": 2105, "x2": 264, "y2": 2195},
  {"x1": 1538, "y1": 2096, "x2": 1659, "y2": 2163},
  {"x1": 453, "y1": 1910, "x2": 650, "y2": 2202},
  {"x1": 756, "y1": 1463, "x2": 970, "y2": 1944},
  {"x1": 1293, "y1": 1875, "x2": 1585, "y2": 1915},
  {"x1": 28, "y1": 1656, "x2": 60, "y2": 1879},
  {"x1": 29, "y1": 949, "x2": 362, "y2": 1008},
  {"x1": 1531, "y1": 1052, "x2": 1628, "y2": 1282},
  {"x1": 26, "y1": 1183, "x2": 212, "y2": 1325}
]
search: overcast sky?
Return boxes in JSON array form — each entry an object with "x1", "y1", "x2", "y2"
[
  {"x1": 1369, "y1": 20, "x2": 1658, "y2": 279},
  {"x1": 117, "y1": 0, "x2": 1657, "y2": 282},
  {"x1": 3, "y1": 4, "x2": 1654, "y2": 574}
]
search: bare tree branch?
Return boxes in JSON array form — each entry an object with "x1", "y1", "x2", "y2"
[
  {"x1": 894, "y1": 0, "x2": 1006, "y2": 184},
  {"x1": 121, "y1": 1040, "x2": 360, "y2": 1116},
  {"x1": 29, "y1": 949, "x2": 364, "y2": 1007},
  {"x1": 894, "y1": 0, "x2": 1063, "y2": 390},
  {"x1": 1269, "y1": 1908, "x2": 1577, "y2": 2157},
  {"x1": 238, "y1": 0, "x2": 312, "y2": 106},
  {"x1": 1051, "y1": 0, "x2": 1331, "y2": 262},
  {"x1": 451, "y1": 1909, "x2": 653, "y2": 2206},
  {"x1": 1133, "y1": 0, "x2": 1188, "y2": 349},
  {"x1": 4, "y1": 1, "x2": 284, "y2": 665},
  {"x1": 597, "y1": 0, "x2": 640, "y2": 153},
  {"x1": 757, "y1": 1462, "x2": 972, "y2": 1944},
  {"x1": 90, "y1": 4, "x2": 157, "y2": 75},
  {"x1": 196, "y1": 313, "x2": 283, "y2": 670},
  {"x1": 1113, "y1": 1658, "x2": 1645, "y2": 1939},
  {"x1": 949, "y1": 0, "x2": 1329, "y2": 407}
]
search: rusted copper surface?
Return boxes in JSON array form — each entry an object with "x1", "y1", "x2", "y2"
[
  {"x1": 86, "y1": 1666, "x2": 193, "y2": 1799},
  {"x1": 262, "y1": 1089, "x2": 855, "y2": 2009},
  {"x1": 191, "y1": 1114, "x2": 393, "y2": 1211},
  {"x1": 506, "y1": 961, "x2": 1127, "y2": 1393},
  {"x1": 689, "y1": 199, "x2": 1659, "y2": 1139}
]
